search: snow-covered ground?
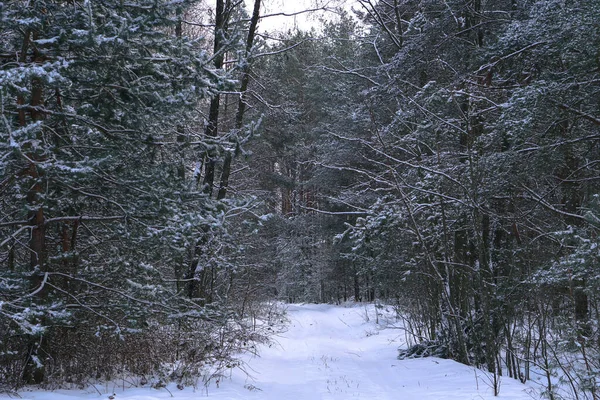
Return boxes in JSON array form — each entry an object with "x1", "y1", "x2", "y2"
[{"x1": 3, "y1": 303, "x2": 537, "y2": 400}]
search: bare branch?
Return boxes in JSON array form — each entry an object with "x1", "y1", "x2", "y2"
[
  {"x1": 522, "y1": 185, "x2": 587, "y2": 222},
  {"x1": 298, "y1": 205, "x2": 368, "y2": 216},
  {"x1": 556, "y1": 102, "x2": 600, "y2": 126}
]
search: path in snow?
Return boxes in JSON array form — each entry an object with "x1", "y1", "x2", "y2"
[
  {"x1": 2, "y1": 303, "x2": 538, "y2": 400},
  {"x1": 229, "y1": 303, "x2": 535, "y2": 399}
]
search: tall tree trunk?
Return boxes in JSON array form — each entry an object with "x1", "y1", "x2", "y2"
[
  {"x1": 26, "y1": 36, "x2": 47, "y2": 290},
  {"x1": 217, "y1": 0, "x2": 261, "y2": 200},
  {"x1": 22, "y1": 29, "x2": 49, "y2": 385},
  {"x1": 202, "y1": 0, "x2": 229, "y2": 195}
]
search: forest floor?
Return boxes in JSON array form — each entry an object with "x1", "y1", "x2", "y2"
[{"x1": 3, "y1": 303, "x2": 538, "y2": 400}]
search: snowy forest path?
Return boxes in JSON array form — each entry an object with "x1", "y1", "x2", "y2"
[
  {"x1": 3, "y1": 304, "x2": 537, "y2": 400},
  {"x1": 232, "y1": 303, "x2": 535, "y2": 399},
  {"x1": 254, "y1": 303, "x2": 398, "y2": 399}
]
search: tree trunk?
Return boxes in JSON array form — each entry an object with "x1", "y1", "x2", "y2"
[
  {"x1": 217, "y1": 0, "x2": 261, "y2": 200},
  {"x1": 202, "y1": 0, "x2": 229, "y2": 195},
  {"x1": 22, "y1": 29, "x2": 48, "y2": 385}
]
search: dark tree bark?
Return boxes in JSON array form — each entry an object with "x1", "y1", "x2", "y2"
[
  {"x1": 22, "y1": 30, "x2": 49, "y2": 385},
  {"x1": 202, "y1": 0, "x2": 230, "y2": 195},
  {"x1": 217, "y1": 0, "x2": 261, "y2": 200}
]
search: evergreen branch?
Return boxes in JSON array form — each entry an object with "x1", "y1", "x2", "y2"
[
  {"x1": 251, "y1": 39, "x2": 316, "y2": 59},
  {"x1": 47, "y1": 272, "x2": 179, "y2": 312},
  {"x1": 476, "y1": 41, "x2": 547, "y2": 74},
  {"x1": 44, "y1": 215, "x2": 127, "y2": 224},
  {"x1": 46, "y1": 281, "x2": 123, "y2": 332}
]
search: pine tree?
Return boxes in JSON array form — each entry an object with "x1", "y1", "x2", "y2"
[{"x1": 0, "y1": 0, "x2": 250, "y2": 387}]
